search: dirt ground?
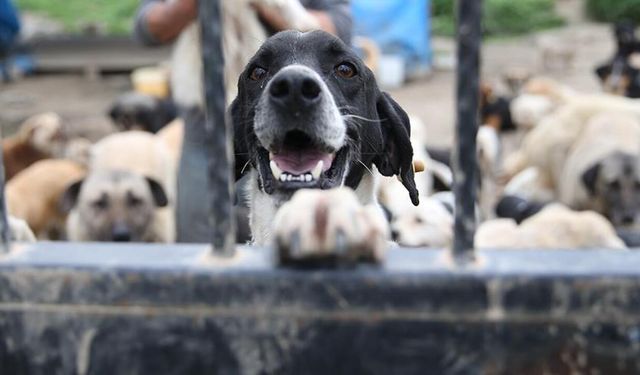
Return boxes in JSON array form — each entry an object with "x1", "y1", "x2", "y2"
[{"x1": 0, "y1": 23, "x2": 615, "y2": 146}]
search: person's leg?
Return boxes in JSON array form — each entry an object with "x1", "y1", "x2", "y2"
[
  {"x1": 175, "y1": 106, "x2": 253, "y2": 243},
  {"x1": 175, "y1": 107, "x2": 212, "y2": 243}
]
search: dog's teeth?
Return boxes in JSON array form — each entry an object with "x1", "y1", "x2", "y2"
[
  {"x1": 311, "y1": 161, "x2": 324, "y2": 180},
  {"x1": 287, "y1": 174, "x2": 293, "y2": 182},
  {"x1": 305, "y1": 174, "x2": 312, "y2": 182},
  {"x1": 280, "y1": 173, "x2": 287, "y2": 182},
  {"x1": 270, "y1": 161, "x2": 282, "y2": 180}
]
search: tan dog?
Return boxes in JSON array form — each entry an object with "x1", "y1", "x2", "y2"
[
  {"x1": 559, "y1": 112, "x2": 640, "y2": 227},
  {"x1": 2, "y1": 112, "x2": 67, "y2": 180},
  {"x1": 476, "y1": 204, "x2": 626, "y2": 249},
  {"x1": 90, "y1": 130, "x2": 176, "y2": 199},
  {"x1": 6, "y1": 159, "x2": 86, "y2": 239},
  {"x1": 509, "y1": 77, "x2": 573, "y2": 131},
  {"x1": 84, "y1": 131, "x2": 177, "y2": 242},
  {"x1": 504, "y1": 94, "x2": 640, "y2": 185},
  {"x1": 62, "y1": 169, "x2": 170, "y2": 242},
  {"x1": 155, "y1": 118, "x2": 184, "y2": 164}
]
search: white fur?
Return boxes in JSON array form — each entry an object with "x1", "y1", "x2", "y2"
[
  {"x1": 476, "y1": 204, "x2": 626, "y2": 250},
  {"x1": 169, "y1": 0, "x2": 320, "y2": 108},
  {"x1": 274, "y1": 187, "x2": 389, "y2": 262}
]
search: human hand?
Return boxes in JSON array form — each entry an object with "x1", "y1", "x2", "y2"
[{"x1": 176, "y1": 0, "x2": 198, "y2": 20}]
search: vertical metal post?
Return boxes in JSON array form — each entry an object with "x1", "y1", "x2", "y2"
[
  {"x1": 0, "y1": 132, "x2": 9, "y2": 252},
  {"x1": 452, "y1": 0, "x2": 481, "y2": 261},
  {"x1": 199, "y1": 0, "x2": 236, "y2": 256}
]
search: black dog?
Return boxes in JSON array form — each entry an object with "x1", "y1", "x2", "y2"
[
  {"x1": 595, "y1": 21, "x2": 640, "y2": 98},
  {"x1": 108, "y1": 92, "x2": 177, "y2": 133},
  {"x1": 230, "y1": 30, "x2": 418, "y2": 260}
]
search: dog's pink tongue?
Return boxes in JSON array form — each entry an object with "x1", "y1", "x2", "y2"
[{"x1": 272, "y1": 150, "x2": 334, "y2": 175}]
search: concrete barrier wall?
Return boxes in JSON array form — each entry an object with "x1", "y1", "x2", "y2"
[{"x1": 1, "y1": 244, "x2": 640, "y2": 374}]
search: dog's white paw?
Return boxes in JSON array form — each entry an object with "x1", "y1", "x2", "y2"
[{"x1": 274, "y1": 188, "x2": 389, "y2": 265}]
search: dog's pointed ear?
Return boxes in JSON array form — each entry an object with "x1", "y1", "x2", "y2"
[
  {"x1": 60, "y1": 180, "x2": 84, "y2": 213},
  {"x1": 582, "y1": 162, "x2": 601, "y2": 196},
  {"x1": 145, "y1": 177, "x2": 169, "y2": 207},
  {"x1": 230, "y1": 98, "x2": 249, "y2": 181},
  {"x1": 373, "y1": 91, "x2": 419, "y2": 206}
]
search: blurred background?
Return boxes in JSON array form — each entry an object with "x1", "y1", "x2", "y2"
[{"x1": 0, "y1": 0, "x2": 627, "y2": 146}]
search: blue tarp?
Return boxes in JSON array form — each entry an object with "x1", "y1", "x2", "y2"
[
  {"x1": 0, "y1": 0, "x2": 20, "y2": 52},
  {"x1": 352, "y1": 0, "x2": 431, "y2": 76}
]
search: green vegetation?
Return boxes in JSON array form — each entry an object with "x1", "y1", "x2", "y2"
[
  {"x1": 14, "y1": 0, "x2": 139, "y2": 35},
  {"x1": 15, "y1": 0, "x2": 568, "y2": 37},
  {"x1": 432, "y1": 0, "x2": 565, "y2": 36},
  {"x1": 586, "y1": 0, "x2": 640, "y2": 24}
]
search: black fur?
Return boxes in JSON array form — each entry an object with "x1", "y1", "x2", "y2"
[
  {"x1": 581, "y1": 162, "x2": 601, "y2": 196},
  {"x1": 108, "y1": 92, "x2": 178, "y2": 133},
  {"x1": 495, "y1": 195, "x2": 546, "y2": 224},
  {"x1": 230, "y1": 30, "x2": 418, "y2": 205}
]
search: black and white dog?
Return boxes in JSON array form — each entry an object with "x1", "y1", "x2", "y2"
[{"x1": 231, "y1": 30, "x2": 419, "y2": 262}]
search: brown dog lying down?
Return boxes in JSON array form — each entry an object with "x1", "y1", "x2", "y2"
[
  {"x1": 3, "y1": 112, "x2": 67, "y2": 181},
  {"x1": 6, "y1": 159, "x2": 86, "y2": 240},
  {"x1": 476, "y1": 204, "x2": 626, "y2": 249}
]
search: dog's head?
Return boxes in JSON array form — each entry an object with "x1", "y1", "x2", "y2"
[
  {"x1": 20, "y1": 112, "x2": 67, "y2": 156},
  {"x1": 582, "y1": 151, "x2": 640, "y2": 228},
  {"x1": 614, "y1": 21, "x2": 637, "y2": 50},
  {"x1": 61, "y1": 170, "x2": 168, "y2": 242},
  {"x1": 108, "y1": 92, "x2": 177, "y2": 133},
  {"x1": 231, "y1": 30, "x2": 418, "y2": 205}
]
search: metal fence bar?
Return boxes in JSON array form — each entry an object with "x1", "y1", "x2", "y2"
[
  {"x1": 0, "y1": 140, "x2": 9, "y2": 252},
  {"x1": 199, "y1": 0, "x2": 236, "y2": 256},
  {"x1": 452, "y1": 0, "x2": 482, "y2": 261}
]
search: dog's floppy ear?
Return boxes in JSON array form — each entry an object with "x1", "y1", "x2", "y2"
[
  {"x1": 145, "y1": 177, "x2": 169, "y2": 207},
  {"x1": 230, "y1": 98, "x2": 250, "y2": 181},
  {"x1": 373, "y1": 91, "x2": 419, "y2": 205},
  {"x1": 582, "y1": 162, "x2": 601, "y2": 196},
  {"x1": 60, "y1": 180, "x2": 84, "y2": 213}
]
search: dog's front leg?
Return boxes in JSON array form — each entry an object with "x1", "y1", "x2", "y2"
[{"x1": 274, "y1": 187, "x2": 389, "y2": 265}]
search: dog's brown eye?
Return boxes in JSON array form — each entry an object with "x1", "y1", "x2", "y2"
[
  {"x1": 249, "y1": 66, "x2": 267, "y2": 81},
  {"x1": 335, "y1": 63, "x2": 357, "y2": 78}
]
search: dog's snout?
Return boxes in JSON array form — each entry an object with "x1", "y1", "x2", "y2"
[
  {"x1": 269, "y1": 70, "x2": 322, "y2": 107},
  {"x1": 112, "y1": 224, "x2": 132, "y2": 242},
  {"x1": 621, "y1": 213, "x2": 636, "y2": 226},
  {"x1": 391, "y1": 229, "x2": 400, "y2": 241}
]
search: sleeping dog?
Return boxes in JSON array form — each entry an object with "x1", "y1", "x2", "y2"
[{"x1": 232, "y1": 30, "x2": 419, "y2": 263}]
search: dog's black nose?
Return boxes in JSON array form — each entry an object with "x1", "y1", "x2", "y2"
[
  {"x1": 269, "y1": 71, "x2": 321, "y2": 107},
  {"x1": 621, "y1": 213, "x2": 636, "y2": 226},
  {"x1": 112, "y1": 224, "x2": 132, "y2": 242},
  {"x1": 391, "y1": 229, "x2": 399, "y2": 241}
]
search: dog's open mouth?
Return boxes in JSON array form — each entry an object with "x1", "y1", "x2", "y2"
[{"x1": 257, "y1": 130, "x2": 348, "y2": 192}]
